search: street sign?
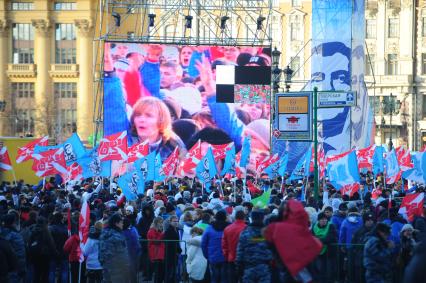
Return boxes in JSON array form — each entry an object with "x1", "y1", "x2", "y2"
[
  {"x1": 273, "y1": 92, "x2": 312, "y2": 141},
  {"x1": 317, "y1": 91, "x2": 356, "y2": 108}
]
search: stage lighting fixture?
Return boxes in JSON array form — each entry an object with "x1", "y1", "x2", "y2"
[
  {"x1": 185, "y1": 15, "x2": 193, "y2": 29},
  {"x1": 148, "y1": 13, "x2": 156, "y2": 27},
  {"x1": 257, "y1": 16, "x2": 266, "y2": 30},
  {"x1": 220, "y1": 16, "x2": 230, "y2": 30},
  {"x1": 112, "y1": 12, "x2": 121, "y2": 27}
]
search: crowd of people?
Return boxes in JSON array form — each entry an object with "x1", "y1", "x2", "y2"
[{"x1": 0, "y1": 174, "x2": 425, "y2": 283}]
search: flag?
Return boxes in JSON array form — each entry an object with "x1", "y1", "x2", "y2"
[
  {"x1": 161, "y1": 147, "x2": 180, "y2": 177},
  {"x1": 289, "y1": 150, "x2": 309, "y2": 181},
  {"x1": 98, "y1": 131, "x2": 128, "y2": 161},
  {"x1": 32, "y1": 147, "x2": 67, "y2": 177},
  {"x1": 385, "y1": 149, "x2": 401, "y2": 184},
  {"x1": 398, "y1": 193, "x2": 425, "y2": 222},
  {"x1": 177, "y1": 140, "x2": 202, "y2": 176},
  {"x1": 221, "y1": 144, "x2": 236, "y2": 176},
  {"x1": 325, "y1": 149, "x2": 352, "y2": 165},
  {"x1": 211, "y1": 142, "x2": 234, "y2": 160},
  {"x1": 262, "y1": 154, "x2": 281, "y2": 179},
  {"x1": 257, "y1": 153, "x2": 279, "y2": 174},
  {"x1": 356, "y1": 145, "x2": 375, "y2": 169},
  {"x1": 402, "y1": 152, "x2": 426, "y2": 184},
  {"x1": 372, "y1": 145, "x2": 385, "y2": 176},
  {"x1": 62, "y1": 133, "x2": 86, "y2": 166},
  {"x1": 327, "y1": 151, "x2": 361, "y2": 191},
  {"x1": 251, "y1": 188, "x2": 271, "y2": 208},
  {"x1": 61, "y1": 162, "x2": 83, "y2": 183},
  {"x1": 277, "y1": 154, "x2": 289, "y2": 177},
  {"x1": 118, "y1": 169, "x2": 143, "y2": 200},
  {"x1": 78, "y1": 147, "x2": 111, "y2": 179},
  {"x1": 127, "y1": 140, "x2": 149, "y2": 163},
  {"x1": 196, "y1": 147, "x2": 218, "y2": 191},
  {"x1": 340, "y1": 183, "x2": 360, "y2": 197},
  {"x1": 79, "y1": 200, "x2": 90, "y2": 262},
  {"x1": 395, "y1": 146, "x2": 414, "y2": 171},
  {"x1": 16, "y1": 136, "x2": 49, "y2": 163},
  {"x1": 309, "y1": 144, "x2": 325, "y2": 178},
  {"x1": 239, "y1": 136, "x2": 251, "y2": 168},
  {"x1": 235, "y1": 151, "x2": 246, "y2": 179},
  {"x1": 135, "y1": 151, "x2": 158, "y2": 182},
  {"x1": 0, "y1": 146, "x2": 12, "y2": 171}
]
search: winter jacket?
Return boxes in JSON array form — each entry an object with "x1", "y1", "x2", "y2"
[
  {"x1": 413, "y1": 215, "x2": 426, "y2": 243},
  {"x1": 312, "y1": 222, "x2": 338, "y2": 257},
  {"x1": 391, "y1": 219, "x2": 406, "y2": 247},
  {"x1": 180, "y1": 222, "x2": 193, "y2": 255},
  {"x1": 339, "y1": 212, "x2": 363, "y2": 248},
  {"x1": 82, "y1": 230, "x2": 102, "y2": 270},
  {"x1": 0, "y1": 236, "x2": 18, "y2": 282},
  {"x1": 351, "y1": 225, "x2": 374, "y2": 267},
  {"x1": 147, "y1": 228, "x2": 165, "y2": 261},
  {"x1": 27, "y1": 224, "x2": 58, "y2": 261},
  {"x1": 363, "y1": 233, "x2": 392, "y2": 274},
  {"x1": 163, "y1": 225, "x2": 182, "y2": 266},
  {"x1": 0, "y1": 227, "x2": 26, "y2": 275},
  {"x1": 331, "y1": 211, "x2": 346, "y2": 233},
  {"x1": 186, "y1": 235, "x2": 208, "y2": 281},
  {"x1": 403, "y1": 241, "x2": 426, "y2": 283},
  {"x1": 49, "y1": 223, "x2": 68, "y2": 260},
  {"x1": 201, "y1": 221, "x2": 229, "y2": 264},
  {"x1": 99, "y1": 227, "x2": 130, "y2": 283},
  {"x1": 122, "y1": 226, "x2": 141, "y2": 266},
  {"x1": 222, "y1": 219, "x2": 247, "y2": 262},
  {"x1": 103, "y1": 74, "x2": 129, "y2": 137},
  {"x1": 139, "y1": 59, "x2": 162, "y2": 99},
  {"x1": 137, "y1": 205, "x2": 155, "y2": 239},
  {"x1": 236, "y1": 224, "x2": 272, "y2": 267},
  {"x1": 63, "y1": 234, "x2": 80, "y2": 262}
]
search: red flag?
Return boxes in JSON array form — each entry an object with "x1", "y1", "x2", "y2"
[
  {"x1": 16, "y1": 136, "x2": 49, "y2": 163},
  {"x1": 98, "y1": 131, "x2": 128, "y2": 161},
  {"x1": 61, "y1": 162, "x2": 83, "y2": 183},
  {"x1": 398, "y1": 193, "x2": 424, "y2": 222},
  {"x1": 0, "y1": 146, "x2": 12, "y2": 171},
  {"x1": 340, "y1": 183, "x2": 360, "y2": 197},
  {"x1": 162, "y1": 147, "x2": 180, "y2": 177},
  {"x1": 127, "y1": 140, "x2": 149, "y2": 163},
  {"x1": 257, "y1": 153, "x2": 279, "y2": 173},
  {"x1": 395, "y1": 146, "x2": 414, "y2": 171},
  {"x1": 235, "y1": 151, "x2": 246, "y2": 179},
  {"x1": 356, "y1": 145, "x2": 375, "y2": 169},
  {"x1": 211, "y1": 143, "x2": 234, "y2": 160},
  {"x1": 32, "y1": 147, "x2": 67, "y2": 177},
  {"x1": 78, "y1": 201, "x2": 90, "y2": 262},
  {"x1": 177, "y1": 140, "x2": 202, "y2": 176},
  {"x1": 309, "y1": 145, "x2": 326, "y2": 178}
]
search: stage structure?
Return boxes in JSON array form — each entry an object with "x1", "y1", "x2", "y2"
[{"x1": 92, "y1": 0, "x2": 275, "y2": 145}]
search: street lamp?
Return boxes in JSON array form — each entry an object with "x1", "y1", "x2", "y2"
[
  {"x1": 381, "y1": 93, "x2": 401, "y2": 151},
  {"x1": 271, "y1": 47, "x2": 281, "y2": 66},
  {"x1": 283, "y1": 65, "x2": 294, "y2": 93},
  {"x1": 272, "y1": 66, "x2": 282, "y2": 93}
]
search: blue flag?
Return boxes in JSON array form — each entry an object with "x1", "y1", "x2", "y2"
[
  {"x1": 327, "y1": 151, "x2": 360, "y2": 189},
  {"x1": 290, "y1": 150, "x2": 309, "y2": 181},
  {"x1": 239, "y1": 136, "x2": 251, "y2": 168},
  {"x1": 221, "y1": 144, "x2": 236, "y2": 176},
  {"x1": 402, "y1": 152, "x2": 426, "y2": 184},
  {"x1": 304, "y1": 144, "x2": 313, "y2": 177},
  {"x1": 196, "y1": 147, "x2": 218, "y2": 191},
  {"x1": 264, "y1": 158, "x2": 281, "y2": 179},
  {"x1": 62, "y1": 133, "x2": 86, "y2": 166},
  {"x1": 154, "y1": 153, "x2": 165, "y2": 182},
  {"x1": 373, "y1": 146, "x2": 385, "y2": 176},
  {"x1": 78, "y1": 147, "x2": 111, "y2": 179},
  {"x1": 277, "y1": 154, "x2": 289, "y2": 176},
  {"x1": 117, "y1": 169, "x2": 142, "y2": 201}
]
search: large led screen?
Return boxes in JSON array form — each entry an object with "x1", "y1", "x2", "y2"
[{"x1": 103, "y1": 42, "x2": 271, "y2": 174}]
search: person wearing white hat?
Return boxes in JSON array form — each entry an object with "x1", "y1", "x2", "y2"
[{"x1": 399, "y1": 224, "x2": 417, "y2": 271}]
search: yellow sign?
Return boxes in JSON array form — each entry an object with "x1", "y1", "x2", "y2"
[{"x1": 278, "y1": 97, "x2": 308, "y2": 113}]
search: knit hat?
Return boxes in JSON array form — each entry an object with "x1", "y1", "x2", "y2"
[
  {"x1": 245, "y1": 119, "x2": 270, "y2": 150},
  {"x1": 401, "y1": 224, "x2": 414, "y2": 233}
]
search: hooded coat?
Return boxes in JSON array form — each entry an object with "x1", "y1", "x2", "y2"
[
  {"x1": 264, "y1": 200, "x2": 322, "y2": 277},
  {"x1": 186, "y1": 235, "x2": 208, "y2": 280},
  {"x1": 201, "y1": 215, "x2": 229, "y2": 264},
  {"x1": 339, "y1": 212, "x2": 363, "y2": 248},
  {"x1": 82, "y1": 227, "x2": 102, "y2": 270}
]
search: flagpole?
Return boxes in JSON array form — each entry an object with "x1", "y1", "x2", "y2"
[
  {"x1": 11, "y1": 168, "x2": 18, "y2": 186},
  {"x1": 42, "y1": 177, "x2": 46, "y2": 190},
  {"x1": 313, "y1": 87, "x2": 319, "y2": 204}
]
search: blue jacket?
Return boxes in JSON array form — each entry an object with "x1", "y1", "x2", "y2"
[
  {"x1": 201, "y1": 224, "x2": 226, "y2": 264},
  {"x1": 122, "y1": 226, "x2": 141, "y2": 266},
  {"x1": 363, "y1": 234, "x2": 392, "y2": 274},
  {"x1": 139, "y1": 61, "x2": 162, "y2": 99},
  {"x1": 103, "y1": 74, "x2": 129, "y2": 136},
  {"x1": 331, "y1": 212, "x2": 346, "y2": 234},
  {"x1": 82, "y1": 232, "x2": 102, "y2": 270},
  {"x1": 339, "y1": 213, "x2": 363, "y2": 248}
]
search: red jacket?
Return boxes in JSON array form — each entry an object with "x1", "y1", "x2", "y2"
[
  {"x1": 222, "y1": 219, "x2": 247, "y2": 262},
  {"x1": 147, "y1": 228, "x2": 165, "y2": 261},
  {"x1": 63, "y1": 234, "x2": 80, "y2": 262}
]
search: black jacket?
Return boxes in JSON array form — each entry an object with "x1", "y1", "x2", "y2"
[
  {"x1": 0, "y1": 236, "x2": 18, "y2": 281},
  {"x1": 403, "y1": 241, "x2": 426, "y2": 283}
]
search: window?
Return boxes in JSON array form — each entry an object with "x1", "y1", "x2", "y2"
[
  {"x1": 290, "y1": 16, "x2": 301, "y2": 41},
  {"x1": 54, "y1": 2, "x2": 76, "y2": 10},
  {"x1": 12, "y1": 83, "x2": 34, "y2": 98},
  {"x1": 365, "y1": 53, "x2": 375, "y2": 76},
  {"x1": 387, "y1": 54, "x2": 398, "y2": 75},
  {"x1": 422, "y1": 95, "x2": 426, "y2": 118},
  {"x1": 292, "y1": 0, "x2": 302, "y2": 7},
  {"x1": 55, "y1": 24, "x2": 76, "y2": 64},
  {"x1": 366, "y1": 19, "x2": 376, "y2": 39},
  {"x1": 12, "y1": 23, "x2": 34, "y2": 64},
  {"x1": 388, "y1": 18, "x2": 399, "y2": 38},
  {"x1": 422, "y1": 54, "x2": 426, "y2": 75},
  {"x1": 59, "y1": 109, "x2": 77, "y2": 133},
  {"x1": 290, "y1": 56, "x2": 301, "y2": 78},
  {"x1": 369, "y1": 96, "x2": 380, "y2": 115},
  {"x1": 127, "y1": 32, "x2": 135, "y2": 40},
  {"x1": 54, "y1": 83, "x2": 77, "y2": 98},
  {"x1": 15, "y1": 109, "x2": 35, "y2": 135},
  {"x1": 11, "y1": 2, "x2": 34, "y2": 10},
  {"x1": 423, "y1": 17, "x2": 426, "y2": 37}
]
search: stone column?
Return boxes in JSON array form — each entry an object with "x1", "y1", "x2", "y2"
[
  {"x1": 75, "y1": 19, "x2": 94, "y2": 142},
  {"x1": 0, "y1": 19, "x2": 10, "y2": 136},
  {"x1": 32, "y1": 19, "x2": 52, "y2": 136}
]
